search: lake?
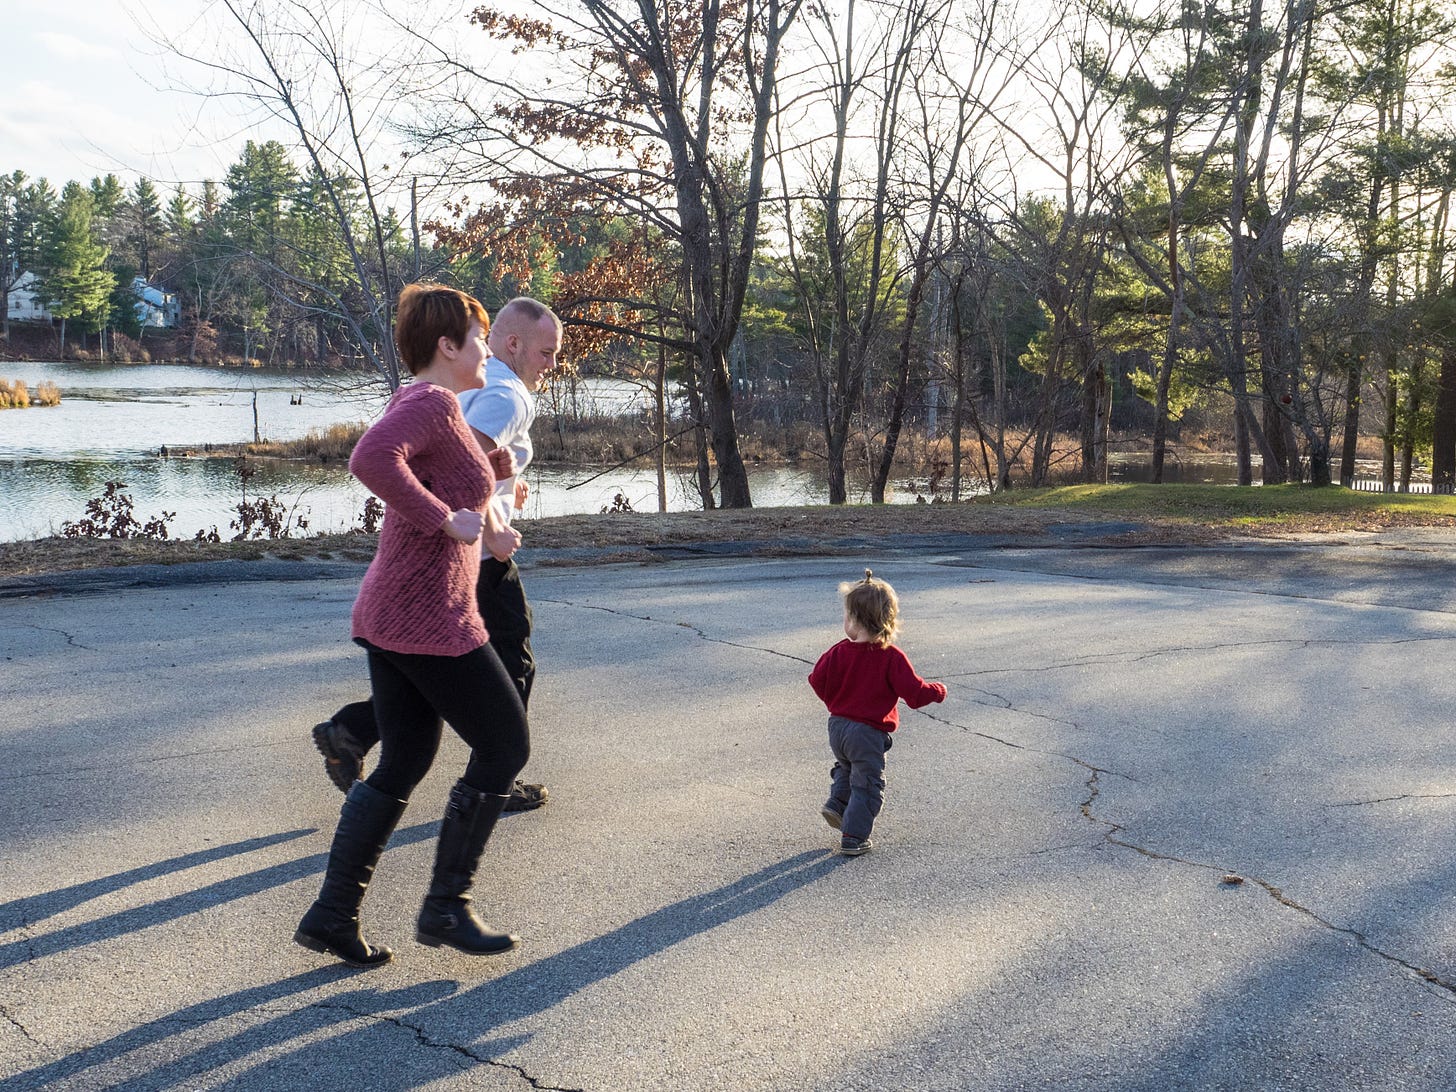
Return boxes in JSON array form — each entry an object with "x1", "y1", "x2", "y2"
[
  {"x1": 1, "y1": 361, "x2": 1274, "y2": 544},
  {"x1": 0, "y1": 361, "x2": 879, "y2": 542}
]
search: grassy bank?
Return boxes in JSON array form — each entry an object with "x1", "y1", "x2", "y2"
[
  {"x1": 986, "y1": 483, "x2": 1456, "y2": 532},
  {"x1": 5, "y1": 484, "x2": 1455, "y2": 581}
]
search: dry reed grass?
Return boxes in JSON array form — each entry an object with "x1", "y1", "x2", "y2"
[{"x1": 0, "y1": 378, "x2": 61, "y2": 407}]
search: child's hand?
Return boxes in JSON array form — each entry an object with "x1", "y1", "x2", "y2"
[{"x1": 932, "y1": 682, "x2": 947, "y2": 703}]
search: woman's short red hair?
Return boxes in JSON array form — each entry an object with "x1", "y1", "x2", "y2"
[{"x1": 394, "y1": 284, "x2": 490, "y2": 375}]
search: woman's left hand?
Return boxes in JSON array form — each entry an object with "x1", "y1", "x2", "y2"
[{"x1": 441, "y1": 509, "x2": 484, "y2": 543}]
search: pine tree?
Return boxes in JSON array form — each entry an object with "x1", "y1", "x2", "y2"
[
  {"x1": 0, "y1": 170, "x2": 26, "y2": 339},
  {"x1": 129, "y1": 178, "x2": 164, "y2": 279},
  {"x1": 12, "y1": 178, "x2": 55, "y2": 276},
  {"x1": 165, "y1": 187, "x2": 194, "y2": 241},
  {"x1": 41, "y1": 182, "x2": 116, "y2": 357}
]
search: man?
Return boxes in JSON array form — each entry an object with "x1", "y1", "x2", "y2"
[{"x1": 312, "y1": 296, "x2": 563, "y2": 811}]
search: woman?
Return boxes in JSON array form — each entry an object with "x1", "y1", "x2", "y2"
[{"x1": 295, "y1": 284, "x2": 528, "y2": 967}]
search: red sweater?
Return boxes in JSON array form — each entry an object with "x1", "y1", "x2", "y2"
[
  {"x1": 350, "y1": 383, "x2": 494, "y2": 656},
  {"x1": 808, "y1": 639, "x2": 947, "y2": 733}
]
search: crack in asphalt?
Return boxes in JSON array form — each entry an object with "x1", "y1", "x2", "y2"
[
  {"x1": 10, "y1": 623, "x2": 98, "y2": 652},
  {"x1": 547, "y1": 589, "x2": 1456, "y2": 1004},
  {"x1": 0, "y1": 1002, "x2": 42, "y2": 1047},
  {"x1": 940, "y1": 634, "x2": 1456, "y2": 680},
  {"x1": 1078, "y1": 769, "x2": 1456, "y2": 1004},
  {"x1": 912, "y1": 707, "x2": 1138, "y2": 785},
  {"x1": 956, "y1": 686, "x2": 1095, "y2": 734},
  {"x1": 537, "y1": 597, "x2": 814, "y2": 665},
  {"x1": 546, "y1": 596, "x2": 1129, "y2": 772},
  {"x1": 314, "y1": 1001, "x2": 585, "y2": 1091},
  {"x1": 1325, "y1": 792, "x2": 1456, "y2": 809}
]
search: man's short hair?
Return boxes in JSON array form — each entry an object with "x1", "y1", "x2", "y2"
[
  {"x1": 395, "y1": 284, "x2": 489, "y2": 375},
  {"x1": 495, "y1": 296, "x2": 562, "y2": 335}
]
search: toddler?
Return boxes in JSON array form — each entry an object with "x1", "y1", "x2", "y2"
[{"x1": 809, "y1": 569, "x2": 947, "y2": 856}]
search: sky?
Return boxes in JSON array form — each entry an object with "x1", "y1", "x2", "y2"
[
  {"x1": 0, "y1": 1, "x2": 244, "y2": 189},
  {"x1": 0, "y1": 0, "x2": 483, "y2": 194}
]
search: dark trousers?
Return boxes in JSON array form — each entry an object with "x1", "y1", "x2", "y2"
[
  {"x1": 335, "y1": 557, "x2": 535, "y2": 749},
  {"x1": 360, "y1": 640, "x2": 529, "y2": 801},
  {"x1": 825, "y1": 715, "x2": 892, "y2": 841}
]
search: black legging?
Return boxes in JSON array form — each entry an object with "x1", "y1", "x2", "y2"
[
  {"x1": 334, "y1": 557, "x2": 534, "y2": 748},
  {"x1": 359, "y1": 639, "x2": 529, "y2": 800}
]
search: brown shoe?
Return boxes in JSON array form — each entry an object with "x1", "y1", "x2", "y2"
[
  {"x1": 312, "y1": 720, "x2": 366, "y2": 793},
  {"x1": 502, "y1": 780, "x2": 548, "y2": 812}
]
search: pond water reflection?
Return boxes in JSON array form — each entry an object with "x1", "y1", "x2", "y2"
[
  {"x1": 0, "y1": 361, "x2": 875, "y2": 541},
  {"x1": 2, "y1": 360, "x2": 1274, "y2": 543}
]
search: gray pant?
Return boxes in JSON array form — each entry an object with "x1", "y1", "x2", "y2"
[{"x1": 825, "y1": 715, "x2": 893, "y2": 841}]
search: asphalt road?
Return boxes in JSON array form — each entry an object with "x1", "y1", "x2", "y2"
[{"x1": 4, "y1": 530, "x2": 1456, "y2": 1090}]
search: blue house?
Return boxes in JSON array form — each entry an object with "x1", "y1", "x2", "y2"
[{"x1": 132, "y1": 276, "x2": 180, "y2": 328}]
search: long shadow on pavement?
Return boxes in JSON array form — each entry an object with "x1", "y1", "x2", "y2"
[
  {"x1": 0, "y1": 821, "x2": 441, "y2": 971},
  {"x1": 60, "y1": 850, "x2": 848, "y2": 1091},
  {"x1": 0, "y1": 829, "x2": 314, "y2": 928},
  {"x1": 0, "y1": 971, "x2": 459, "y2": 1092}
]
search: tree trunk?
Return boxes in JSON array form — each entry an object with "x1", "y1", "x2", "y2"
[
  {"x1": 951, "y1": 297, "x2": 966, "y2": 502},
  {"x1": 1262, "y1": 399, "x2": 1290, "y2": 484},
  {"x1": 1399, "y1": 354, "x2": 1424, "y2": 492},
  {"x1": 682, "y1": 354, "x2": 715, "y2": 509},
  {"x1": 655, "y1": 337, "x2": 669, "y2": 513},
  {"x1": 1092, "y1": 358, "x2": 1111, "y2": 483},
  {"x1": 702, "y1": 345, "x2": 750, "y2": 507},
  {"x1": 1338, "y1": 355, "x2": 1363, "y2": 485},
  {"x1": 1234, "y1": 397, "x2": 1252, "y2": 485},
  {"x1": 1152, "y1": 315, "x2": 1177, "y2": 484},
  {"x1": 871, "y1": 263, "x2": 935, "y2": 503},
  {"x1": 1382, "y1": 366, "x2": 1397, "y2": 490},
  {"x1": 1431, "y1": 342, "x2": 1456, "y2": 491}
]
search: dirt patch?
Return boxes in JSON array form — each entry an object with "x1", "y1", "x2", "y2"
[
  {"x1": 5, "y1": 499, "x2": 1452, "y2": 581},
  {"x1": 0, "y1": 504, "x2": 1056, "y2": 579}
]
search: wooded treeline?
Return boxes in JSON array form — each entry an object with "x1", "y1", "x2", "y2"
[{"x1": 11, "y1": 0, "x2": 1456, "y2": 506}]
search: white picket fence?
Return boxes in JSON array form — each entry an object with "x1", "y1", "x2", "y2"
[{"x1": 1348, "y1": 478, "x2": 1453, "y2": 495}]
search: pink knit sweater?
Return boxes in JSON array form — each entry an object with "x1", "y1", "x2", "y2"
[{"x1": 349, "y1": 382, "x2": 494, "y2": 656}]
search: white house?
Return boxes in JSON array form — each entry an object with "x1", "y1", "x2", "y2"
[
  {"x1": 5, "y1": 270, "x2": 53, "y2": 323},
  {"x1": 132, "y1": 276, "x2": 180, "y2": 329}
]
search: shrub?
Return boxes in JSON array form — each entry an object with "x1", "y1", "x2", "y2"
[
  {"x1": 60, "y1": 482, "x2": 175, "y2": 539},
  {"x1": 359, "y1": 496, "x2": 383, "y2": 533}
]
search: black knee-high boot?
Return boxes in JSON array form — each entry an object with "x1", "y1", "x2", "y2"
[
  {"x1": 416, "y1": 781, "x2": 519, "y2": 954},
  {"x1": 295, "y1": 780, "x2": 408, "y2": 967}
]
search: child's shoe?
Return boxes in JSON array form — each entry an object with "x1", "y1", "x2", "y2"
[
  {"x1": 820, "y1": 806, "x2": 843, "y2": 831},
  {"x1": 840, "y1": 836, "x2": 872, "y2": 856}
]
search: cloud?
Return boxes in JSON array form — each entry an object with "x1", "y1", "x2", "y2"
[{"x1": 34, "y1": 31, "x2": 121, "y2": 62}]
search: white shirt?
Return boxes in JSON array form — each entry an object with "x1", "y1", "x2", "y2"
[{"x1": 458, "y1": 355, "x2": 535, "y2": 525}]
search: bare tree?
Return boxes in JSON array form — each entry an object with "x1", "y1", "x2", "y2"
[
  {"x1": 405, "y1": 0, "x2": 804, "y2": 508},
  {"x1": 155, "y1": 0, "x2": 443, "y2": 389},
  {"x1": 988, "y1": 0, "x2": 1146, "y2": 485},
  {"x1": 771, "y1": 0, "x2": 916, "y2": 505},
  {"x1": 870, "y1": 0, "x2": 1022, "y2": 502}
]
